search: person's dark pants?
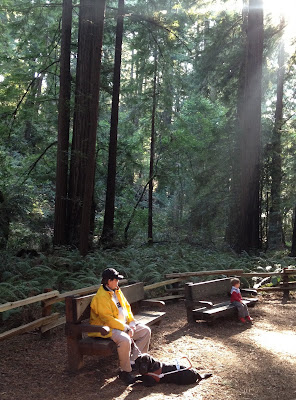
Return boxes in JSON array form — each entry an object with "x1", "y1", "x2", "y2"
[{"x1": 232, "y1": 301, "x2": 250, "y2": 318}]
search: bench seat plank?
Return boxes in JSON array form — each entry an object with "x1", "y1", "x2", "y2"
[
  {"x1": 79, "y1": 337, "x2": 116, "y2": 356},
  {"x1": 192, "y1": 298, "x2": 258, "y2": 321},
  {"x1": 134, "y1": 310, "x2": 166, "y2": 326},
  {"x1": 78, "y1": 310, "x2": 165, "y2": 356}
]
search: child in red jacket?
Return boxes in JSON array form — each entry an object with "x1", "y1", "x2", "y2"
[{"x1": 230, "y1": 278, "x2": 253, "y2": 323}]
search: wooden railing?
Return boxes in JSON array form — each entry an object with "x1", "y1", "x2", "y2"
[
  {"x1": 164, "y1": 268, "x2": 296, "y2": 302},
  {"x1": 0, "y1": 268, "x2": 295, "y2": 341},
  {"x1": 0, "y1": 279, "x2": 127, "y2": 342}
]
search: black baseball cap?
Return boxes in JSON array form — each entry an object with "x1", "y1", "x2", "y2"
[{"x1": 101, "y1": 268, "x2": 124, "y2": 281}]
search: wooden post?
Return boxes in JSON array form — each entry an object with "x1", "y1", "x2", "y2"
[
  {"x1": 282, "y1": 268, "x2": 290, "y2": 303},
  {"x1": 41, "y1": 289, "x2": 53, "y2": 338},
  {"x1": 171, "y1": 281, "x2": 180, "y2": 297},
  {"x1": 65, "y1": 296, "x2": 84, "y2": 372},
  {"x1": 185, "y1": 283, "x2": 195, "y2": 323}
]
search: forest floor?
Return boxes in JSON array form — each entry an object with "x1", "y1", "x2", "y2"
[{"x1": 1, "y1": 292, "x2": 296, "y2": 400}]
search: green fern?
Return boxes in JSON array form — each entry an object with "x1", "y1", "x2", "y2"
[{"x1": 1, "y1": 245, "x2": 295, "y2": 306}]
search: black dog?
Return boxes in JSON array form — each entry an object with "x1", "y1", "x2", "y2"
[{"x1": 135, "y1": 353, "x2": 212, "y2": 386}]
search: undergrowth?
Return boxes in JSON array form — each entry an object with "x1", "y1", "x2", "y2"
[{"x1": 0, "y1": 245, "x2": 295, "y2": 325}]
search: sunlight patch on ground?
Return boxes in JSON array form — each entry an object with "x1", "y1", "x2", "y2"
[
  {"x1": 248, "y1": 325, "x2": 296, "y2": 361},
  {"x1": 160, "y1": 334, "x2": 241, "y2": 366},
  {"x1": 135, "y1": 393, "x2": 203, "y2": 400}
]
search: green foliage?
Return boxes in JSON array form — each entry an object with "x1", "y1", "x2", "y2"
[
  {"x1": 1, "y1": 0, "x2": 296, "y2": 252},
  {"x1": 1, "y1": 244, "x2": 295, "y2": 329},
  {"x1": 1, "y1": 245, "x2": 295, "y2": 306}
]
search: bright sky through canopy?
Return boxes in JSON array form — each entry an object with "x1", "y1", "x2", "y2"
[
  {"x1": 264, "y1": 0, "x2": 295, "y2": 17},
  {"x1": 264, "y1": 0, "x2": 296, "y2": 49},
  {"x1": 204, "y1": 0, "x2": 296, "y2": 48}
]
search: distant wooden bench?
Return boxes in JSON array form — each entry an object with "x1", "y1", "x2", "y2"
[
  {"x1": 65, "y1": 282, "x2": 166, "y2": 372},
  {"x1": 185, "y1": 277, "x2": 258, "y2": 323}
]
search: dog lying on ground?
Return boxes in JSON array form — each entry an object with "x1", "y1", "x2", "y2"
[{"x1": 134, "y1": 353, "x2": 212, "y2": 386}]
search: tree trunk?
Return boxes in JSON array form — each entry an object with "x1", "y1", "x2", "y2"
[
  {"x1": 225, "y1": 3, "x2": 248, "y2": 249},
  {"x1": 291, "y1": 205, "x2": 296, "y2": 256},
  {"x1": 0, "y1": 191, "x2": 10, "y2": 249},
  {"x1": 54, "y1": 0, "x2": 72, "y2": 245},
  {"x1": 68, "y1": 0, "x2": 106, "y2": 255},
  {"x1": 101, "y1": 0, "x2": 125, "y2": 244},
  {"x1": 237, "y1": 0, "x2": 264, "y2": 252},
  {"x1": 148, "y1": 51, "x2": 157, "y2": 245},
  {"x1": 268, "y1": 36, "x2": 285, "y2": 250}
]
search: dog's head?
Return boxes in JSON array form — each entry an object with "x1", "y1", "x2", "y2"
[{"x1": 135, "y1": 353, "x2": 161, "y2": 375}]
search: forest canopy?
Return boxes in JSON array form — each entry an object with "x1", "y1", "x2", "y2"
[{"x1": 1, "y1": 0, "x2": 296, "y2": 257}]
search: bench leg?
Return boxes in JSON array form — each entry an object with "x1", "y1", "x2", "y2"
[
  {"x1": 186, "y1": 307, "x2": 196, "y2": 323},
  {"x1": 67, "y1": 337, "x2": 84, "y2": 372}
]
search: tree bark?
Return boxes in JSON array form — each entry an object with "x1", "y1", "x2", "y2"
[
  {"x1": 101, "y1": 0, "x2": 125, "y2": 244},
  {"x1": 225, "y1": 1, "x2": 247, "y2": 249},
  {"x1": 68, "y1": 0, "x2": 106, "y2": 255},
  {"x1": 291, "y1": 206, "x2": 296, "y2": 256},
  {"x1": 268, "y1": 36, "x2": 285, "y2": 250},
  {"x1": 148, "y1": 51, "x2": 157, "y2": 245},
  {"x1": 237, "y1": 0, "x2": 264, "y2": 252},
  {"x1": 54, "y1": 0, "x2": 72, "y2": 245}
]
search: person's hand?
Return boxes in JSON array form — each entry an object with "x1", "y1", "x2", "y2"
[
  {"x1": 128, "y1": 329, "x2": 134, "y2": 338},
  {"x1": 125, "y1": 325, "x2": 134, "y2": 337}
]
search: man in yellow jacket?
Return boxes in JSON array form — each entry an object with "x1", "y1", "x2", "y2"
[{"x1": 89, "y1": 268, "x2": 151, "y2": 385}]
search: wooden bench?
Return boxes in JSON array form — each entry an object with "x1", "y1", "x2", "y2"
[
  {"x1": 185, "y1": 277, "x2": 258, "y2": 323},
  {"x1": 65, "y1": 282, "x2": 166, "y2": 372}
]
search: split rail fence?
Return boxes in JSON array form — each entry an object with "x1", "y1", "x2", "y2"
[{"x1": 0, "y1": 268, "x2": 295, "y2": 342}]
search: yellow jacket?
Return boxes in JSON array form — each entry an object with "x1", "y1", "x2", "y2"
[{"x1": 89, "y1": 285, "x2": 134, "y2": 338}]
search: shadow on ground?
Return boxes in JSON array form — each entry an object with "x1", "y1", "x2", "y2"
[{"x1": 1, "y1": 296, "x2": 296, "y2": 400}]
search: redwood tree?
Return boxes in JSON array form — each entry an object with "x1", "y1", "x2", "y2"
[
  {"x1": 268, "y1": 36, "x2": 285, "y2": 249},
  {"x1": 148, "y1": 50, "x2": 157, "y2": 245},
  {"x1": 101, "y1": 0, "x2": 125, "y2": 244},
  {"x1": 67, "y1": 0, "x2": 106, "y2": 255},
  {"x1": 291, "y1": 206, "x2": 296, "y2": 256},
  {"x1": 53, "y1": 0, "x2": 72, "y2": 246},
  {"x1": 237, "y1": 0, "x2": 264, "y2": 252}
]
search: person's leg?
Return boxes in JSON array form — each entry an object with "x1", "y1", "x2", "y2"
[
  {"x1": 242, "y1": 303, "x2": 250, "y2": 318},
  {"x1": 130, "y1": 323, "x2": 151, "y2": 362},
  {"x1": 111, "y1": 329, "x2": 133, "y2": 372},
  {"x1": 242, "y1": 303, "x2": 253, "y2": 321},
  {"x1": 233, "y1": 301, "x2": 247, "y2": 319}
]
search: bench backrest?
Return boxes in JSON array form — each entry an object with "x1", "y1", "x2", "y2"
[
  {"x1": 66, "y1": 282, "x2": 145, "y2": 323},
  {"x1": 185, "y1": 278, "x2": 232, "y2": 302}
]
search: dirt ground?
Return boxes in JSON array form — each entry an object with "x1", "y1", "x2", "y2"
[{"x1": 1, "y1": 293, "x2": 296, "y2": 400}]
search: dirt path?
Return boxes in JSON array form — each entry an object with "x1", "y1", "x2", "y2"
[{"x1": 1, "y1": 293, "x2": 296, "y2": 400}]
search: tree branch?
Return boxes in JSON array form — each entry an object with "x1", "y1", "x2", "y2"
[
  {"x1": 129, "y1": 13, "x2": 192, "y2": 53},
  {"x1": 9, "y1": 60, "x2": 59, "y2": 136},
  {"x1": 22, "y1": 141, "x2": 58, "y2": 184},
  {"x1": 124, "y1": 172, "x2": 157, "y2": 242}
]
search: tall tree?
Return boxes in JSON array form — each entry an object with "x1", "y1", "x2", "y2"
[
  {"x1": 101, "y1": 0, "x2": 125, "y2": 244},
  {"x1": 237, "y1": 0, "x2": 264, "y2": 252},
  {"x1": 291, "y1": 206, "x2": 296, "y2": 256},
  {"x1": 225, "y1": 2, "x2": 248, "y2": 249},
  {"x1": 148, "y1": 50, "x2": 157, "y2": 245},
  {"x1": 54, "y1": 0, "x2": 72, "y2": 246},
  {"x1": 268, "y1": 35, "x2": 285, "y2": 249},
  {"x1": 0, "y1": 190, "x2": 10, "y2": 249},
  {"x1": 67, "y1": 0, "x2": 106, "y2": 255}
]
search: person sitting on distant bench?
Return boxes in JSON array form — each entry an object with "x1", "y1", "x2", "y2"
[
  {"x1": 89, "y1": 268, "x2": 151, "y2": 385},
  {"x1": 230, "y1": 278, "x2": 253, "y2": 324}
]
